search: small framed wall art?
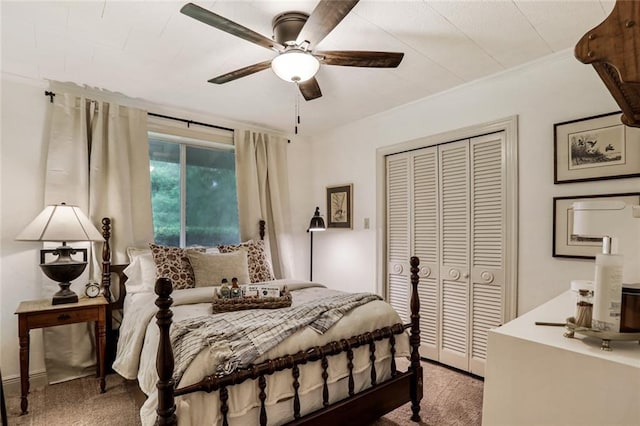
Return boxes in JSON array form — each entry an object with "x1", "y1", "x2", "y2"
[
  {"x1": 552, "y1": 192, "x2": 640, "y2": 259},
  {"x1": 326, "y1": 184, "x2": 353, "y2": 229},
  {"x1": 554, "y1": 111, "x2": 640, "y2": 184}
]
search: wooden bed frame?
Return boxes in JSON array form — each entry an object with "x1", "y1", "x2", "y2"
[{"x1": 100, "y1": 217, "x2": 423, "y2": 425}]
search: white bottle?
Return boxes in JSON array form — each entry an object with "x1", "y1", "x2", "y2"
[{"x1": 592, "y1": 239, "x2": 624, "y2": 332}]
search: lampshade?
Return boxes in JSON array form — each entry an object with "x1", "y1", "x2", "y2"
[
  {"x1": 572, "y1": 200, "x2": 631, "y2": 247},
  {"x1": 16, "y1": 203, "x2": 103, "y2": 242},
  {"x1": 572, "y1": 200, "x2": 627, "y2": 238},
  {"x1": 16, "y1": 203, "x2": 102, "y2": 305},
  {"x1": 573, "y1": 200, "x2": 640, "y2": 285},
  {"x1": 308, "y1": 207, "x2": 326, "y2": 232},
  {"x1": 271, "y1": 49, "x2": 320, "y2": 83}
]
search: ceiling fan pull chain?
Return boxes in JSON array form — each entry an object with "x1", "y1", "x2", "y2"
[{"x1": 294, "y1": 89, "x2": 300, "y2": 135}]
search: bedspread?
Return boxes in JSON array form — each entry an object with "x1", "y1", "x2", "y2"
[
  {"x1": 113, "y1": 280, "x2": 410, "y2": 425},
  {"x1": 171, "y1": 291, "x2": 381, "y2": 382}
]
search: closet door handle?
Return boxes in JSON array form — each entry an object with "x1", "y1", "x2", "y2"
[{"x1": 463, "y1": 273, "x2": 469, "y2": 279}]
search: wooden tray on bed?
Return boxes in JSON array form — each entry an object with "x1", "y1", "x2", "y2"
[{"x1": 211, "y1": 293, "x2": 292, "y2": 313}]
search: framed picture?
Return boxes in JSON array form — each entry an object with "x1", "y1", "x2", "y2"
[
  {"x1": 554, "y1": 112, "x2": 640, "y2": 183},
  {"x1": 552, "y1": 192, "x2": 640, "y2": 259},
  {"x1": 326, "y1": 184, "x2": 353, "y2": 229}
]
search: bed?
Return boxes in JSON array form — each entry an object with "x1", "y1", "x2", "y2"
[{"x1": 99, "y1": 218, "x2": 423, "y2": 425}]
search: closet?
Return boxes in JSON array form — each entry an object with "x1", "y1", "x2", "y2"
[{"x1": 385, "y1": 130, "x2": 516, "y2": 377}]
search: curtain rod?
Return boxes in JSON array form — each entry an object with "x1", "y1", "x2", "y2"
[
  {"x1": 148, "y1": 112, "x2": 234, "y2": 133},
  {"x1": 43, "y1": 91, "x2": 234, "y2": 133},
  {"x1": 43, "y1": 91, "x2": 292, "y2": 142}
]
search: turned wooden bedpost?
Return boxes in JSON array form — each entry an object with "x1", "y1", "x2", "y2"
[
  {"x1": 101, "y1": 218, "x2": 113, "y2": 303},
  {"x1": 100, "y1": 217, "x2": 116, "y2": 369},
  {"x1": 259, "y1": 219, "x2": 266, "y2": 240},
  {"x1": 155, "y1": 277, "x2": 177, "y2": 426},
  {"x1": 409, "y1": 256, "x2": 423, "y2": 422}
]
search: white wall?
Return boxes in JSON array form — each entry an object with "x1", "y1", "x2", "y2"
[
  {"x1": 1, "y1": 76, "x2": 51, "y2": 381},
  {"x1": 301, "y1": 50, "x2": 640, "y2": 315},
  {"x1": 0, "y1": 74, "x2": 313, "y2": 381}
]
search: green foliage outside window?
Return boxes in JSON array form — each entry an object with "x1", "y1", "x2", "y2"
[{"x1": 149, "y1": 137, "x2": 240, "y2": 247}]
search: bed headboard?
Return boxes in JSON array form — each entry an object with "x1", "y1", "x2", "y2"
[{"x1": 100, "y1": 218, "x2": 267, "y2": 310}]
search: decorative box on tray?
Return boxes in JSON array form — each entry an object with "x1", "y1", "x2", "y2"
[{"x1": 212, "y1": 281, "x2": 291, "y2": 313}]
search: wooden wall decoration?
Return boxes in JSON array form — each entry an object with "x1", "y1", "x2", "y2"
[{"x1": 575, "y1": 0, "x2": 640, "y2": 128}]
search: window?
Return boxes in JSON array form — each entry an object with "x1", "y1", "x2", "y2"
[{"x1": 148, "y1": 130, "x2": 239, "y2": 247}]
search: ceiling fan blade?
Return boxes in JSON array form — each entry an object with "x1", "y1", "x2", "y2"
[
  {"x1": 181, "y1": 3, "x2": 284, "y2": 52},
  {"x1": 298, "y1": 78, "x2": 322, "y2": 101},
  {"x1": 317, "y1": 50, "x2": 404, "y2": 68},
  {"x1": 296, "y1": 0, "x2": 359, "y2": 47},
  {"x1": 208, "y1": 60, "x2": 273, "y2": 84}
]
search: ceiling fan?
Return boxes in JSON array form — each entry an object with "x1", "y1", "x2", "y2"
[{"x1": 180, "y1": 0, "x2": 405, "y2": 101}]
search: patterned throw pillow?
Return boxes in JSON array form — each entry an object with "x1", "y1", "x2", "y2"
[
  {"x1": 217, "y1": 240, "x2": 275, "y2": 283},
  {"x1": 149, "y1": 243, "x2": 205, "y2": 290}
]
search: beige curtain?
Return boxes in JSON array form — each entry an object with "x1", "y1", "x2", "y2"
[
  {"x1": 43, "y1": 91, "x2": 153, "y2": 383},
  {"x1": 234, "y1": 130, "x2": 293, "y2": 279}
]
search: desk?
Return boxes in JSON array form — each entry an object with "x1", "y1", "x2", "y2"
[
  {"x1": 15, "y1": 297, "x2": 108, "y2": 414},
  {"x1": 482, "y1": 290, "x2": 640, "y2": 426}
]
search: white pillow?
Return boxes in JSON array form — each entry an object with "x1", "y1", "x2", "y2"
[
  {"x1": 123, "y1": 251, "x2": 157, "y2": 294},
  {"x1": 127, "y1": 246, "x2": 151, "y2": 262},
  {"x1": 186, "y1": 248, "x2": 250, "y2": 288}
]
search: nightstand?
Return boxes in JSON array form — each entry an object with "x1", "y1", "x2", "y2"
[{"x1": 15, "y1": 297, "x2": 108, "y2": 415}]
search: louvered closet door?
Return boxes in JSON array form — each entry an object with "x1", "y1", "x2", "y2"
[
  {"x1": 469, "y1": 132, "x2": 506, "y2": 376},
  {"x1": 411, "y1": 148, "x2": 439, "y2": 360},
  {"x1": 385, "y1": 130, "x2": 509, "y2": 377},
  {"x1": 438, "y1": 140, "x2": 470, "y2": 371},
  {"x1": 386, "y1": 153, "x2": 411, "y2": 323}
]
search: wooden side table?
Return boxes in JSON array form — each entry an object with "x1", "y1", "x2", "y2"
[{"x1": 15, "y1": 297, "x2": 108, "y2": 415}]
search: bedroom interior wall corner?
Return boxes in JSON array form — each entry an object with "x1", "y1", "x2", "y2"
[
  {"x1": 284, "y1": 134, "x2": 315, "y2": 280},
  {"x1": 1, "y1": 76, "x2": 51, "y2": 381}
]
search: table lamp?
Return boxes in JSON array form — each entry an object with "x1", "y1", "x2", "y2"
[
  {"x1": 307, "y1": 206, "x2": 326, "y2": 281},
  {"x1": 16, "y1": 203, "x2": 103, "y2": 305},
  {"x1": 572, "y1": 200, "x2": 640, "y2": 331},
  {"x1": 573, "y1": 200, "x2": 640, "y2": 285}
]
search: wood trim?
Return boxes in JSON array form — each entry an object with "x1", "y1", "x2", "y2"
[
  {"x1": 285, "y1": 372, "x2": 414, "y2": 425},
  {"x1": 155, "y1": 277, "x2": 177, "y2": 425},
  {"x1": 574, "y1": 0, "x2": 640, "y2": 128},
  {"x1": 173, "y1": 324, "x2": 406, "y2": 396}
]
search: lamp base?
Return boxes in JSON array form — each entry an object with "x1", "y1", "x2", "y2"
[
  {"x1": 52, "y1": 282, "x2": 78, "y2": 305},
  {"x1": 39, "y1": 246, "x2": 86, "y2": 306}
]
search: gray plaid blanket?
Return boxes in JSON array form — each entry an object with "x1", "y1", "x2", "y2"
[{"x1": 170, "y1": 291, "x2": 381, "y2": 385}]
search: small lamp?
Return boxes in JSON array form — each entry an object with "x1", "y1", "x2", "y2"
[
  {"x1": 307, "y1": 206, "x2": 326, "y2": 281},
  {"x1": 573, "y1": 200, "x2": 640, "y2": 285},
  {"x1": 16, "y1": 203, "x2": 103, "y2": 305}
]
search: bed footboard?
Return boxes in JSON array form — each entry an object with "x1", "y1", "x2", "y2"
[{"x1": 154, "y1": 257, "x2": 423, "y2": 425}]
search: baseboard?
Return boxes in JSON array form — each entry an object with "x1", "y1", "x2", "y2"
[
  {"x1": 3, "y1": 370, "x2": 48, "y2": 397},
  {"x1": 421, "y1": 358, "x2": 485, "y2": 381}
]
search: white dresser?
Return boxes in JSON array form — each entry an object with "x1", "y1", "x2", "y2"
[{"x1": 482, "y1": 290, "x2": 640, "y2": 426}]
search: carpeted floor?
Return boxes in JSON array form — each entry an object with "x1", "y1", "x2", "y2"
[
  {"x1": 5, "y1": 360, "x2": 483, "y2": 426},
  {"x1": 373, "y1": 361, "x2": 484, "y2": 426},
  {"x1": 5, "y1": 374, "x2": 142, "y2": 426}
]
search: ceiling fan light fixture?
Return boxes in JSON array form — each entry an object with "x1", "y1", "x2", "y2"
[{"x1": 271, "y1": 49, "x2": 320, "y2": 83}]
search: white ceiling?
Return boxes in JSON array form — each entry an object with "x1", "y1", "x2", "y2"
[{"x1": 1, "y1": 0, "x2": 615, "y2": 135}]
